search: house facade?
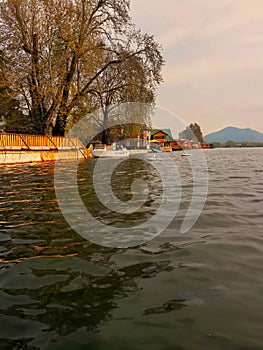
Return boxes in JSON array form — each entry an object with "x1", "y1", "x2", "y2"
[{"x1": 150, "y1": 129, "x2": 182, "y2": 151}]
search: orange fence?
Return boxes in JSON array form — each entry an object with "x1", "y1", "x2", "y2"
[
  {"x1": 49, "y1": 136, "x2": 84, "y2": 149},
  {"x1": 0, "y1": 133, "x2": 26, "y2": 148},
  {"x1": 0, "y1": 133, "x2": 85, "y2": 150}
]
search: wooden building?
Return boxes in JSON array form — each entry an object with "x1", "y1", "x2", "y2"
[{"x1": 150, "y1": 129, "x2": 182, "y2": 151}]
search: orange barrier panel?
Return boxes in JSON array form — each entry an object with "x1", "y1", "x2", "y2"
[{"x1": 0, "y1": 133, "x2": 85, "y2": 150}]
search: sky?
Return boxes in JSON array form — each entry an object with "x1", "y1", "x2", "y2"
[{"x1": 131, "y1": 0, "x2": 263, "y2": 136}]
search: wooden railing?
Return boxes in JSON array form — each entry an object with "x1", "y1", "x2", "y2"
[{"x1": 0, "y1": 133, "x2": 85, "y2": 150}]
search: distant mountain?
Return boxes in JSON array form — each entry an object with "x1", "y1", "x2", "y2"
[{"x1": 204, "y1": 126, "x2": 263, "y2": 143}]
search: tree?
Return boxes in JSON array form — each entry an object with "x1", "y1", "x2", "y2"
[
  {"x1": 179, "y1": 123, "x2": 204, "y2": 143},
  {"x1": 89, "y1": 49, "x2": 161, "y2": 144},
  {"x1": 0, "y1": 51, "x2": 30, "y2": 133},
  {"x1": 0, "y1": 0, "x2": 163, "y2": 136}
]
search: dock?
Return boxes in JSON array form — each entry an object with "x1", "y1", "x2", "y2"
[{"x1": 0, "y1": 133, "x2": 92, "y2": 164}]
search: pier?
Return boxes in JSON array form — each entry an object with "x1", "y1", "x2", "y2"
[{"x1": 0, "y1": 133, "x2": 91, "y2": 164}]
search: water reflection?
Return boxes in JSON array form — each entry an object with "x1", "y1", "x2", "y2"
[
  {"x1": 0, "y1": 252, "x2": 176, "y2": 347},
  {"x1": 0, "y1": 150, "x2": 263, "y2": 349},
  {"x1": 78, "y1": 158, "x2": 163, "y2": 226},
  {"x1": 0, "y1": 160, "x2": 176, "y2": 348}
]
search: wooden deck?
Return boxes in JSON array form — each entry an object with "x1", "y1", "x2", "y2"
[{"x1": 0, "y1": 132, "x2": 91, "y2": 164}]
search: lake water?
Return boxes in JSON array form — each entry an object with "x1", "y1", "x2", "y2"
[{"x1": 0, "y1": 148, "x2": 262, "y2": 350}]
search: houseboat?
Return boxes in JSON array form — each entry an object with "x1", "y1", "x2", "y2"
[{"x1": 150, "y1": 129, "x2": 182, "y2": 151}]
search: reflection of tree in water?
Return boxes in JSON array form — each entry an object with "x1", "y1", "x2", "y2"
[
  {"x1": 0, "y1": 338, "x2": 37, "y2": 350},
  {"x1": 0, "y1": 243, "x2": 174, "y2": 348},
  {"x1": 0, "y1": 150, "x2": 176, "y2": 349}
]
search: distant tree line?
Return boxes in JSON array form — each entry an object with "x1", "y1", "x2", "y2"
[
  {"x1": 0, "y1": 0, "x2": 164, "y2": 138},
  {"x1": 213, "y1": 141, "x2": 263, "y2": 148}
]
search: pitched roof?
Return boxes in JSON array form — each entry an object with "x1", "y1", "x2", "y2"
[{"x1": 151, "y1": 129, "x2": 175, "y2": 142}]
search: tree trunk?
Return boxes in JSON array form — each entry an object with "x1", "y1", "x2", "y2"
[
  {"x1": 101, "y1": 107, "x2": 111, "y2": 144},
  {"x1": 52, "y1": 114, "x2": 67, "y2": 136}
]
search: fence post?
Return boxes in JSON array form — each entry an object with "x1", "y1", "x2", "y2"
[
  {"x1": 19, "y1": 134, "x2": 30, "y2": 150},
  {"x1": 47, "y1": 136, "x2": 58, "y2": 150}
]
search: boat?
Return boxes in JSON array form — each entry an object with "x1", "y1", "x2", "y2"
[
  {"x1": 151, "y1": 147, "x2": 163, "y2": 153},
  {"x1": 91, "y1": 144, "x2": 129, "y2": 158},
  {"x1": 181, "y1": 152, "x2": 192, "y2": 157},
  {"x1": 147, "y1": 156, "x2": 162, "y2": 161},
  {"x1": 160, "y1": 146, "x2": 172, "y2": 152}
]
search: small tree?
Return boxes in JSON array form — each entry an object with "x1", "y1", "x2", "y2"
[{"x1": 179, "y1": 123, "x2": 204, "y2": 143}]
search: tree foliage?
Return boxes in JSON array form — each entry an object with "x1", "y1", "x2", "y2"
[
  {"x1": 90, "y1": 54, "x2": 155, "y2": 143},
  {"x1": 0, "y1": 51, "x2": 29, "y2": 133},
  {"x1": 0, "y1": 0, "x2": 164, "y2": 136},
  {"x1": 179, "y1": 123, "x2": 204, "y2": 143}
]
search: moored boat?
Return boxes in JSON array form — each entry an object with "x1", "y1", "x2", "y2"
[
  {"x1": 181, "y1": 152, "x2": 192, "y2": 157},
  {"x1": 151, "y1": 147, "x2": 163, "y2": 153},
  {"x1": 91, "y1": 144, "x2": 129, "y2": 158}
]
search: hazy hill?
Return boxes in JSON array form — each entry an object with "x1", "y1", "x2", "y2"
[{"x1": 204, "y1": 126, "x2": 263, "y2": 143}]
